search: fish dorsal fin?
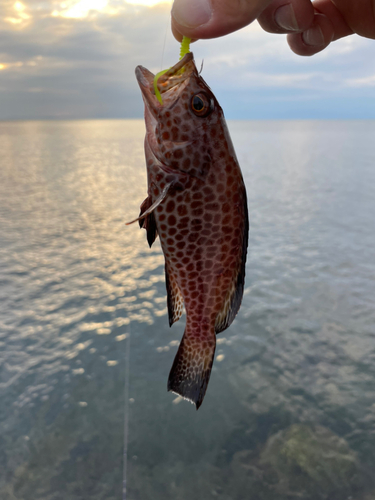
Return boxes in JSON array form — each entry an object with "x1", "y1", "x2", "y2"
[
  {"x1": 165, "y1": 263, "x2": 184, "y2": 327},
  {"x1": 215, "y1": 190, "x2": 249, "y2": 334},
  {"x1": 125, "y1": 182, "x2": 172, "y2": 226}
]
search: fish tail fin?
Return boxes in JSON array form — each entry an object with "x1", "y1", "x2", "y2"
[{"x1": 167, "y1": 324, "x2": 216, "y2": 410}]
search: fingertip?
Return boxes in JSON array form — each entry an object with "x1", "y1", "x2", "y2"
[
  {"x1": 171, "y1": 19, "x2": 198, "y2": 45},
  {"x1": 258, "y1": 0, "x2": 314, "y2": 34},
  {"x1": 287, "y1": 12, "x2": 334, "y2": 56},
  {"x1": 171, "y1": 19, "x2": 183, "y2": 42},
  {"x1": 171, "y1": 0, "x2": 212, "y2": 39}
]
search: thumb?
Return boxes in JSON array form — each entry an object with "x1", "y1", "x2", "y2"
[{"x1": 171, "y1": 0, "x2": 273, "y2": 40}]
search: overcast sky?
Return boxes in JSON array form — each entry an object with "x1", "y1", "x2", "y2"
[{"x1": 1, "y1": 0, "x2": 375, "y2": 120}]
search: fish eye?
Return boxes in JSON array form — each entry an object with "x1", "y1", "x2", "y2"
[{"x1": 191, "y1": 93, "x2": 213, "y2": 117}]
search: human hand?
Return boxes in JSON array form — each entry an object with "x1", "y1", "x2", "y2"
[{"x1": 171, "y1": 0, "x2": 375, "y2": 56}]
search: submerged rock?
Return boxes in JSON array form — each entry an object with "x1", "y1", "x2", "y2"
[
  {"x1": 259, "y1": 424, "x2": 360, "y2": 499},
  {"x1": 230, "y1": 424, "x2": 361, "y2": 500}
]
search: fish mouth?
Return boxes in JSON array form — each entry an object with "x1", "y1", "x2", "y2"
[{"x1": 135, "y1": 52, "x2": 196, "y2": 116}]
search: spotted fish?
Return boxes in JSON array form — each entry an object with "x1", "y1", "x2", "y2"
[{"x1": 131, "y1": 52, "x2": 249, "y2": 409}]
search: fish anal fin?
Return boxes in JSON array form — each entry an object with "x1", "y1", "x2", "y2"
[
  {"x1": 215, "y1": 188, "x2": 249, "y2": 334},
  {"x1": 168, "y1": 325, "x2": 216, "y2": 410},
  {"x1": 165, "y1": 264, "x2": 184, "y2": 326}
]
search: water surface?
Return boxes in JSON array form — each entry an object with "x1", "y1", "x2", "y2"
[{"x1": 0, "y1": 120, "x2": 374, "y2": 500}]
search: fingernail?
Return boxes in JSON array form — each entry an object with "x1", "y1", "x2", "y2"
[
  {"x1": 302, "y1": 25, "x2": 325, "y2": 46},
  {"x1": 172, "y1": 0, "x2": 212, "y2": 28},
  {"x1": 274, "y1": 4, "x2": 299, "y2": 31}
]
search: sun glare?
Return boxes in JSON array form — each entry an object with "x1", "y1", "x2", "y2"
[
  {"x1": 53, "y1": 0, "x2": 108, "y2": 18},
  {"x1": 14, "y1": 1, "x2": 25, "y2": 11},
  {"x1": 4, "y1": 2, "x2": 30, "y2": 24},
  {"x1": 6, "y1": 0, "x2": 172, "y2": 23},
  {"x1": 51, "y1": 0, "x2": 171, "y2": 18},
  {"x1": 126, "y1": 0, "x2": 172, "y2": 5}
]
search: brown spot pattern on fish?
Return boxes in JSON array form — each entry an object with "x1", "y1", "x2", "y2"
[{"x1": 133, "y1": 52, "x2": 249, "y2": 409}]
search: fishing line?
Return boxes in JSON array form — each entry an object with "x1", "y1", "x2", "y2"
[
  {"x1": 122, "y1": 10, "x2": 170, "y2": 496},
  {"x1": 122, "y1": 324, "x2": 131, "y2": 500},
  {"x1": 122, "y1": 12, "x2": 192, "y2": 497},
  {"x1": 160, "y1": 6, "x2": 170, "y2": 71}
]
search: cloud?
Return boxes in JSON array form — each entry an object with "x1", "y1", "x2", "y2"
[
  {"x1": 0, "y1": 0, "x2": 375, "y2": 119},
  {"x1": 346, "y1": 74, "x2": 375, "y2": 87},
  {"x1": 0, "y1": 1, "x2": 176, "y2": 118}
]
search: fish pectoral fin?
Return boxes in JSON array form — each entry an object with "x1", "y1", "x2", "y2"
[
  {"x1": 165, "y1": 264, "x2": 184, "y2": 326},
  {"x1": 125, "y1": 182, "x2": 173, "y2": 248},
  {"x1": 125, "y1": 182, "x2": 173, "y2": 226},
  {"x1": 168, "y1": 325, "x2": 216, "y2": 410},
  {"x1": 125, "y1": 195, "x2": 158, "y2": 247},
  {"x1": 143, "y1": 209, "x2": 157, "y2": 248}
]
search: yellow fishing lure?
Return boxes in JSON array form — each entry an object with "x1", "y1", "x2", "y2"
[{"x1": 153, "y1": 36, "x2": 191, "y2": 105}]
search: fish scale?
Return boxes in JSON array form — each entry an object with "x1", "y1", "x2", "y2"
[{"x1": 131, "y1": 52, "x2": 249, "y2": 409}]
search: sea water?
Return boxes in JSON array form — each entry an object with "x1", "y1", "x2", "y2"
[{"x1": 0, "y1": 120, "x2": 375, "y2": 500}]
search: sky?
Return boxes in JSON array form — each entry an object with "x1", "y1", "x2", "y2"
[{"x1": 1, "y1": 0, "x2": 375, "y2": 120}]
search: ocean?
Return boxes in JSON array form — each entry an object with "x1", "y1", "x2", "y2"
[{"x1": 0, "y1": 119, "x2": 374, "y2": 500}]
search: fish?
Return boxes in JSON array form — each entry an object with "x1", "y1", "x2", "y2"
[{"x1": 131, "y1": 52, "x2": 249, "y2": 409}]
